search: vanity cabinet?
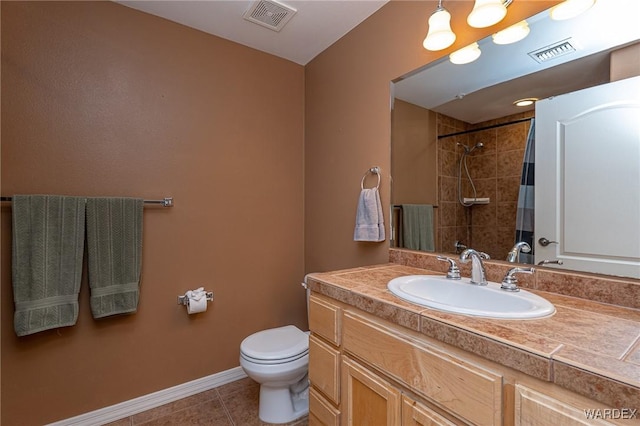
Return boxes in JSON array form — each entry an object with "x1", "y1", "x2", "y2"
[{"x1": 308, "y1": 292, "x2": 630, "y2": 426}]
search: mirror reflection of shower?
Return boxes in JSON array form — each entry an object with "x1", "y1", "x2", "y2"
[{"x1": 457, "y1": 142, "x2": 484, "y2": 207}]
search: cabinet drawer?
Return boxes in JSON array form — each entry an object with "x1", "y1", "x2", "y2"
[
  {"x1": 310, "y1": 387, "x2": 340, "y2": 426},
  {"x1": 309, "y1": 294, "x2": 341, "y2": 346},
  {"x1": 402, "y1": 395, "x2": 459, "y2": 426},
  {"x1": 309, "y1": 334, "x2": 341, "y2": 404},
  {"x1": 514, "y1": 384, "x2": 617, "y2": 426},
  {"x1": 343, "y1": 311, "x2": 502, "y2": 426}
]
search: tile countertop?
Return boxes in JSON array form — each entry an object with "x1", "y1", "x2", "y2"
[{"x1": 306, "y1": 251, "x2": 640, "y2": 411}]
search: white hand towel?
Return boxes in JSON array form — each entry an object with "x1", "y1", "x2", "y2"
[{"x1": 353, "y1": 188, "x2": 385, "y2": 242}]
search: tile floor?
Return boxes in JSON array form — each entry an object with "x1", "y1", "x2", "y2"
[{"x1": 105, "y1": 377, "x2": 309, "y2": 426}]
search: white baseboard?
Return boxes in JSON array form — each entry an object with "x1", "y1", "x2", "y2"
[{"x1": 47, "y1": 367, "x2": 248, "y2": 426}]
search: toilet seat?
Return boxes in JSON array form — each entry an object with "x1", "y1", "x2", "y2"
[{"x1": 240, "y1": 325, "x2": 308, "y2": 365}]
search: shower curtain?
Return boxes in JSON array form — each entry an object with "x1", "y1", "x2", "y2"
[{"x1": 515, "y1": 118, "x2": 535, "y2": 264}]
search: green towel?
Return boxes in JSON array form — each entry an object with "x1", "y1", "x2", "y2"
[
  {"x1": 86, "y1": 197, "x2": 143, "y2": 318},
  {"x1": 12, "y1": 195, "x2": 85, "y2": 336},
  {"x1": 402, "y1": 204, "x2": 435, "y2": 252}
]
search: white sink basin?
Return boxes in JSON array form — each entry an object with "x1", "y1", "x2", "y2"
[{"x1": 387, "y1": 275, "x2": 555, "y2": 319}]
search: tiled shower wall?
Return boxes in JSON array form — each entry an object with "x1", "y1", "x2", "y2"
[{"x1": 436, "y1": 111, "x2": 535, "y2": 259}]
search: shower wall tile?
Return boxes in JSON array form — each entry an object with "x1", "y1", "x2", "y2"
[
  {"x1": 439, "y1": 202, "x2": 457, "y2": 227},
  {"x1": 439, "y1": 148, "x2": 457, "y2": 177},
  {"x1": 474, "y1": 178, "x2": 497, "y2": 201},
  {"x1": 438, "y1": 114, "x2": 467, "y2": 131},
  {"x1": 497, "y1": 227, "x2": 517, "y2": 258},
  {"x1": 499, "y1": 122, "x2": 528, "y2": 151},
  {"x1": 497, "y1": 176, "x2": 520, "y2": 202},
  {"x1": 472, "y1": 203, "x2": 497, "y2": 228},
  {"x1": 439, "y1": 226, "x2": 463, "y2": 253},
  {"x1": 498, "y1": 149, "x2": 526, "y2": 177},
  {"x1": 456, "y1": 203, "x2": 467, "y2": 227},
  {"x1": 469, "y1": 129, "x2": 498, "y2": 153},
  {"x1": 472, "y1": 226, "x2": 498, "y2": 257},
  {"x1": 497, "y1": 201, "x2": 517, "y2": 226},
  {"x1": 473, "y1": 153, "x2": 498, "y2": 179},
  {"x1": 439, "y1": 176, "x2": 457, "y2": 202}
]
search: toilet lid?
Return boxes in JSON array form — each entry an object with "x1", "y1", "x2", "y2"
[{"x1": 240, "y1": 325, "x2": 308, "y2": 362}]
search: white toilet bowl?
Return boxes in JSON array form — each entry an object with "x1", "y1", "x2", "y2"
[{"x1": 240, "y1": 325, "x2": 310, "y2": 424}]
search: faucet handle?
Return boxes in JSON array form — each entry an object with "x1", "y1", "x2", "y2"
[
  {"x1": 436, "y1": 256, "x2": 461, "y2": 279},
  {"x1": 501, "y1": 267, "x2": 535, "y2": 292}
]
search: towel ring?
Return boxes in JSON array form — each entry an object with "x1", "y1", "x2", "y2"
[{"x1": 361, "y1": 167, "x2": 381, "y2": 190}]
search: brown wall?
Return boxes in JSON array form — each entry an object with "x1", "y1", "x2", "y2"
[
  {"x1": 1, "y1": 2, "x2": 305, "y2": 425},
  {"x1": 391, "y1": 99, "x2": 438, "y2": 206},
  {"x1": 304, "y1": 0, "x2": 556, "y2": 273}
]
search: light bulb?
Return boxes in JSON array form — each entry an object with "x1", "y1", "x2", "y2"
[
  {"x1": 449, "y1": 43, "x2": 482, "y2": 65},
  {"x1": 513, "y1": 98, "x2": 538, "y2": 107},
  {"x1": 492, "y1": 20, "x2": 530, "y2": 45},
  {"x1": 423, "y1": 6, "x2": 456, "y2": 51},
  {"x1": 550, "y1": 0, "x2": 596, "y2": 20},
  {"x1": 467, "y1": 0, "x2": 507, "y2": 28}
]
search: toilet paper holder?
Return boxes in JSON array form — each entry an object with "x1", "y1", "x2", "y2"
[{"x1": 177, "y1": 291, "x2": 214, "y2": 305}]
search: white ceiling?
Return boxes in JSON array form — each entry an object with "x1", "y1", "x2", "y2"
[{"x1": 117, "y1": 0, "x2": 389, "y2": 65}]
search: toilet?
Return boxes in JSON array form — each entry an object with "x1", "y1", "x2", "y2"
[{"x1": 240, "y1": 325, "x2": 310, "y2": 424}]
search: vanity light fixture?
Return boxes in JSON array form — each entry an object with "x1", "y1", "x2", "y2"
[
  {"x1": 423, "y1": 0, "x2": 456, "y2": 51},
  {"x1": 492, "y1": 20, "x2": 530, "y2": 45},
  {"x1": 467, "y1": 0, "x2": 509, "y2": 28},
  {"x1": 450, "y1": 42, "x2": 482, "y2": 65},
  {"x1": 550, "y1": 0, "x2": 596, "y2": 20},
  {"x1": 513, "y1": 98, "x2": 538, "y2": 107}
]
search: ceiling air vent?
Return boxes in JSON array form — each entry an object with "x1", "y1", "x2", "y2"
[
  {"x1": 243, "y1": 0, "x2": 297, "y2": 32},
  {"x1": 528, "y1": 39, "x2": 577, "y2": 63}
]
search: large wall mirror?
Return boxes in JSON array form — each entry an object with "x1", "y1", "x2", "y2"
[{"x1": 390, "y1": 0, "x2": 640, "y2": 278}]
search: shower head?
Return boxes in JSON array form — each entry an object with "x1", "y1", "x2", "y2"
[
  {"x1": 457, "y1": 142, "x2": 484, "y2": 154},
  {"x1": 469, "y1": 142, "x2": 484, "y2": 153}
]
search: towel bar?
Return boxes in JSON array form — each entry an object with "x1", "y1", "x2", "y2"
[
  {"x1": 360, "y1": 166, "x2": 381, "y2": 190},
  {"x1": 0, "y1": 196, "x2": 174, "y2": 207}
]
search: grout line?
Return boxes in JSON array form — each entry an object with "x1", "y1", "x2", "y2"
[
  {"x1": 215, "y1": 387, "x2": 236, "y2": 426},
  {"x1": 619, "y1": 332, "x2": 640, "y2": 362}
]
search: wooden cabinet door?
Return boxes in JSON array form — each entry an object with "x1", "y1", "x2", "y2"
[
  {"x1": 342, "y1": 357, "x2": 401, "y2": 426},
  {"x1": 514, "y1": 384, "x2": 616, "y2": 426},
  {"x1": 402, "y1": 395, "x2": 462, "y2": 426}
]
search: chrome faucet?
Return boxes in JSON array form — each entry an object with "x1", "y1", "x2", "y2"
[
  {"x1": 436, "y1": 256, "x2": 461, "y2": 279},
  {"x1": 459, "y1": 249, "x2": 490, "y2": 285},
  {"x1": 506, "y1": 242, "x2": 531, "y2": 263},
  {"x1": 501, "y1": 267, "x2": 535, "y2": 292}
]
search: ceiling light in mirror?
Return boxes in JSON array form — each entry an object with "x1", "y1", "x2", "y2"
[
  {"x1": 550, "y1": 0, "x2": 597, "y2": 20},
  {"x1": 492, "y1": 20, "x2": 530, "y2": 45},
  {"x1": 513, "y1": 98, "x2": 538, "y2": 107},
  {"x1": 423, "y1": 1, "x2": 456, "y2": 51},
  {"x1": 467, "y1": 0, "x2": 507, "y2": 28},
  {"x1": 450, "y1": 43, "x2": 482, "y2": 64}
]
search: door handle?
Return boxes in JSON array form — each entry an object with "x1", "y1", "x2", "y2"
[{"x1": 538, "y1": 237, "x2": 559, "y2": 247}]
